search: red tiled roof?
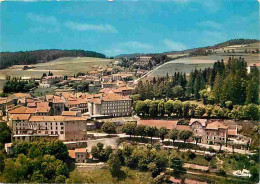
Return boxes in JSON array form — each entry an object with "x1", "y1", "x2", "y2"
[
  {"x1": 175, "y1": 125, "x2": 190, "y2": 131},
  {"x1": 37, "y1": 106, "x2": 50, "y2": 113},
  {"x1": 206, "y1": 121, "x2": 228, "y2": 130},
  {"x1": 11, "y1": 114, "x2": 30, "y2": 121},
  {"x1": 25, "y1": 108, "x2": 37, "y2": 114},
  {"x1": 102, "y1": 93, "x2": 131, "y2": 101},
  {"x1": 68, "y1": 150, "x2": 75, "y2": 159},
  {"x1": 9, "y1": 106, "x2": 27, "y2": 114},
  {"x1": 27, "y1": 102, "x2": 36, "y2": 107},
  {"x1": 62, "y1": 111, "x2": 78, "y2": 116},
  {"x1": 228, "y1": 129, "x2": 237, "y2": 136},
  {"x1": 75, "y1": 148, "x2": 86, "y2": 153},
  {"x1": 189, "y1": 118, "x2": 207, "y2": 126},
  {"x1": 29, "y1": 116, "x2": 86, "y2": 122},
  {"x1": 138, "y1": 120, "x2": 178, "y2": 129}
]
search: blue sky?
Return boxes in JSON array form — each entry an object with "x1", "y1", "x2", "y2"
[{"x1": 0, "y1": 0, "x2": 259, "y2": 56}]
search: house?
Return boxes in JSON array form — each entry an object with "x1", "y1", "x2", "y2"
[
  {"x1": 52, "y1": 96, "x2": 65, "y2": 115},
  {"x1": 189, "y1": 119, "x2": 207, "y2": 143},
  {"x1": 5, "y1": 143, "x2": 13, "y2": 155},
  {"x1": 75, "y1": 148, "x2": 88, "y2": 163},
  {"x1": 205, "y1": 121, "x2": 228, "y2": 144},
  {"x1": 68, "y1": 148, "x2": 92, "y2": 163}
]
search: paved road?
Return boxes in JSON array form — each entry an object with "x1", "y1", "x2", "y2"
[{"x1": 134, "y1": 56, "x2": 188, "y2": 84}]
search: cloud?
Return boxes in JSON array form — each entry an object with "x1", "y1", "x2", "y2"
[
  {"x1": 27, "y1": 13, "x2": 57, "y2": 25},
  {"x1": 200, "y1": 31, "x2": 228, "y2": 45},
  {"x1": 103, "y1": 48, "x2": 124, "y2": 56},
  {"x1": 154, "y1": 0, "x2": 190, "y2": 2},
  {"x1": 119, "y1": 41, "x2": 153, "y2": 50},
  {"x1": 103, "y1": 41, "x2": 154, "y2": 56},
  {"x1": 64, "y1": 21, "x2": 117, "y2": 33},
  {"x1": 163, "y1": 39, "x2": 187, "y2": 51},
  {"x1": 29, "y1": 27, "x2": 59, "y2": 33},
  {"x1": 198, "y1": 21, "x2": 223, "y2": 30},
  {"x1": 203, "y1": 31, "x2": 227, "y2": 40}
]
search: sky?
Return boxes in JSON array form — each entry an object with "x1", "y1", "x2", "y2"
[{"x1": 0, "y1": 0, "x2": 259, "y2": 56}]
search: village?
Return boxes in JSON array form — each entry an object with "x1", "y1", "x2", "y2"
[{"x1": 0, "y1": 54, "x2": 258, "y2": 183}]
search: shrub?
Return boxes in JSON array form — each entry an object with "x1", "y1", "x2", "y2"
[
  {"x1": 101, "y1": 122, "x2": 116, "y2": 134},
  {"x1": 188, "y1": 151, "x2": 196, "y2": 160},
  {"x1": 217, "y1": 169, "x2": 226, "y2": 176},
  {"x1": 208, "y1": 146, "x2": 215, "y2": 153}
]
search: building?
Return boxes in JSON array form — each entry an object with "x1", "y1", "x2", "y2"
[
  {"x1": 12, "y1": 116, "x2": 88, "y2": 142},
  {"x1": 5, "y1": 143, "x2": 13, "y2": 155},
  {"x1": 62, "y1": 111, "x2": 82, "y2": 117},
  {"x1": 102, "y1": 82, "x2": 117, "y2": 89},
  {"x1": 41, "y1": 75, "x2": 63, "y2": 85},
  {"x1": 68, "y1": 148, "x2": 91, "y2": 163},
  {"x1": 88, "y1": 93, "x2": 132, "y2": 117},
  {"x1": 205, "y1": 121, "x2": 228, "y2": 144},
  {"x1": 189, "y1": 119, "x2": 228, "y2": 144},
  {"x1": 52, "y1": 96, "x2": 65, "y2": 115}
]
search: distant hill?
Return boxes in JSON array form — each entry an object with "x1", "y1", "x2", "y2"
[
  {"x1": 166, "y1": 39, "x2": 259, "y2": 55},
  {"x1": 115, "y1": 39, "x2": 259, "y2": 58},
  {"x1": 115, "y1": 53, "x2": 145, "y2": 59},
  {"x1": 0, "y1": 49, "x2": 106, "y2": 70}
]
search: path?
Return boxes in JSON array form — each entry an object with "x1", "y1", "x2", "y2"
[
  {"x1": 134, "y1": 55, "x2": 188, "y2": 83},
  {"x1": 87, "y1": 132, "x2": 251, "y2": 154}
]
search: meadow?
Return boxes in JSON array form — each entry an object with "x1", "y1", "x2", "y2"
[{"x1": 0, "y1": 57, "x2": 113, "y2": 92}]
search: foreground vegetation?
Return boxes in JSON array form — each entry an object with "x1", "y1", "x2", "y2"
[
  {"x1": 68, "y1": 167, "x2": 153, "y2": 184},
  {"x1": 0, "y1": 140, "x2": 72, "y2": 183}
]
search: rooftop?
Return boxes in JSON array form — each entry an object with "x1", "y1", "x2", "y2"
[{"x1": 138, "y1": 120, "x2": 178, "y2": 129}]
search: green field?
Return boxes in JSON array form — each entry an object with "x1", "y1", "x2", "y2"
[{"x1": 0, "y1": 57, "x2": 113, "y2": 92}]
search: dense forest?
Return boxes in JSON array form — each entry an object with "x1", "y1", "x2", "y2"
[
  {"x1": 0, "y1": 49, "x2": 106, "y2": 70},
  {"x1": 214, "y1": 39, "x2": 259, "y2": 48}
]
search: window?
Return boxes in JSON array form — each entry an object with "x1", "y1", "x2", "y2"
[{"x1": 60, "y1": 131, "x2": 64, "y2": 134}]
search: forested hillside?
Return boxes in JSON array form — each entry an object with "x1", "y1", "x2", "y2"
[
  {"x1": 0, "y1": 49, "x2": 106, "y2": 70},
  {"x1": 134, "y1": 57, "x2": 259, "y2": 106}
]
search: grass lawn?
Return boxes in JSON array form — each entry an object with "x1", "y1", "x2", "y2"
[
  {"x1": 169, "y1": 149, "x2": 216, "y2": 167},
  {"x1": 69, "y1": 167, "x2": 153, "y2": 184}
]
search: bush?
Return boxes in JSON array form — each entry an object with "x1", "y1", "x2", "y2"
[
  {"x1": 208, "y1": 146, "x2": 215, "y2": 153},
  {"x1": 204, "y1": 154, "x2": 213, "y2": 162},
  {"x1": 217, "y1": 169, "x2": 226, "y2": 176},
  {"x1": 101, "y1": 122, "x2": 116, "y2": 134},
  {"x1": 55, "y1": 175, "x2": 66, "y2": 183},
  {"x1": 188, "y1": 151, "x2": 196, "y2": 160}
]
